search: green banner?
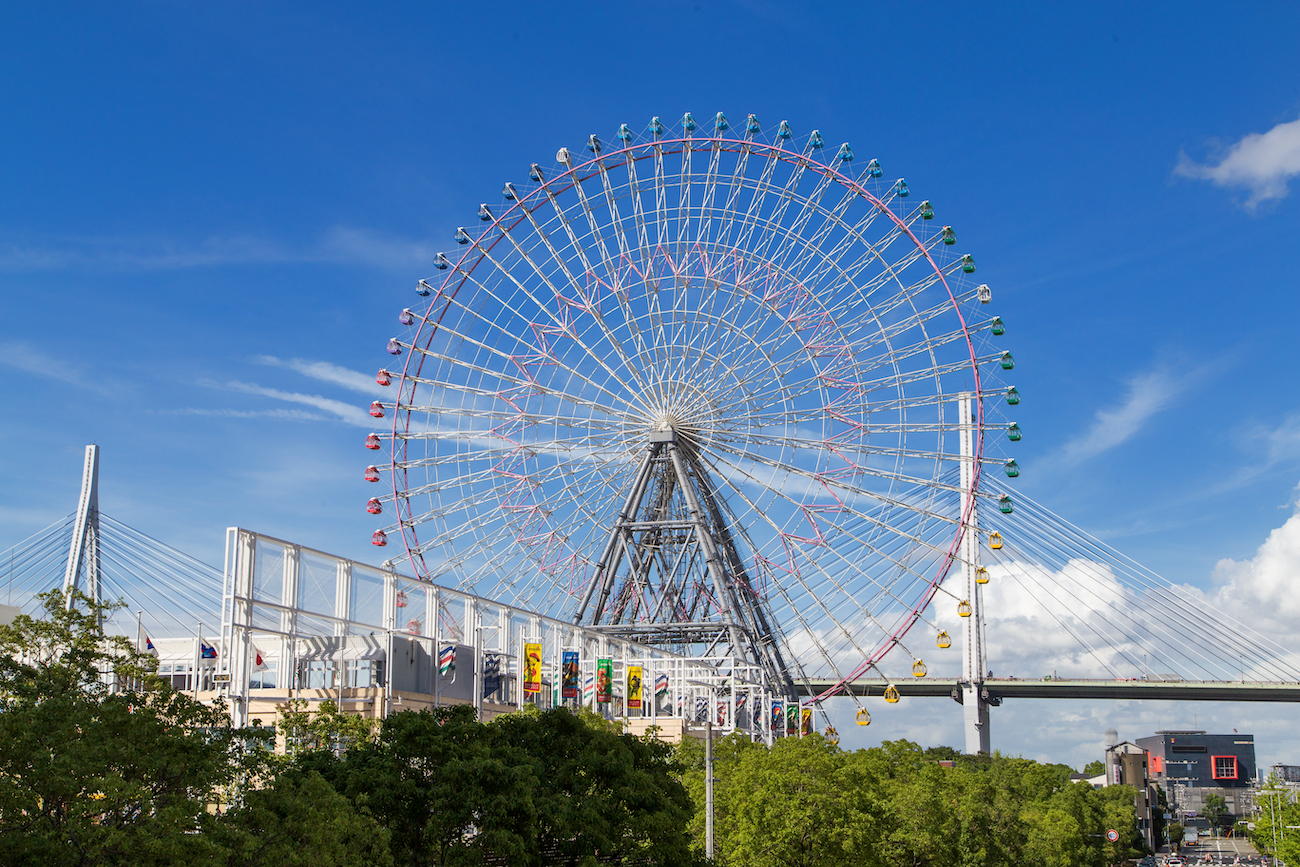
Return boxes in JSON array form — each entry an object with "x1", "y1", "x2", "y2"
[{"x1": 596, "y1": 658, "x2": 613, "y2": 703}]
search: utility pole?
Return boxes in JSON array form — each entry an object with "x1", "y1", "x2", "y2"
[
  {"x1": 705, "y1": 718, "x2": 715, "y2": 860},
  {"x1": 958, "y1": 395, "x2": 990, "y2": 754}
]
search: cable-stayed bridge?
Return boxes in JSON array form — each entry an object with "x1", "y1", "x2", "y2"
[{"x1": 3, "y1": 445, "x2": 1297, "y2": 753}]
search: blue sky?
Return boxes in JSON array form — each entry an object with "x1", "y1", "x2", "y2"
[{"x1": 3, "y1": 2, "x2": 1300, "y2": 768}]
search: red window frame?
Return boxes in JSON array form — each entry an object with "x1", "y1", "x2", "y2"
[{"x1": 1212, "y1": 755, "x2": 1238, "y2": 780}]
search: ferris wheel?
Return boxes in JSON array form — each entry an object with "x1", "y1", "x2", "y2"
[{"x1": 365, "y1": 112, "x2": 1014, "y2": 700}]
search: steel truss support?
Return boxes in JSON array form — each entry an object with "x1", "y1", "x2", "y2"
[
  {"x1": 62, "y1": 444, "x2": 102, "y2": 609},
  {"x1": 574, "y1": 430, "x2": 798, "y2": 699},
  {"x1": 958, "y1": 395, "x2": 991, "y2": 754}
]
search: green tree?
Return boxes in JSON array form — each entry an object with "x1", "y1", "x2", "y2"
[
  {"x1": 489, "y1": 705, "x2": 697, "y2": 866},
  {"x1": 301, "y1": 704, "x2": 536, "y2": 866},
  {"x1": 279, "y1": 697, "x2": 378, "y2": 755},
  {"x1": 1083, "y1": 760, "x2": 1105, "y2": 777},
  {"x1": 1249, "y1": 776, "x2": 1300, "y2": 866},
  {"x1": 0, "y1": 589, "x2": 270, "y2": 866},
  {"x1": 306, "y1": 704, "x2": 697, "y2": 867},
  {"x1": 707, "y1": 734, "x2": 851, "y2": 867},
  {"x1": 1203, "y1": 792, "x2": 1229, "y2": 831},
  {"x1": 214, "y1": 770, "x2": 391, "y2": 867}
]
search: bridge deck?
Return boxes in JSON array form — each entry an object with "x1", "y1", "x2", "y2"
[{"x1": 798, "y1": 678, "x2": 1300, "y2": 702}]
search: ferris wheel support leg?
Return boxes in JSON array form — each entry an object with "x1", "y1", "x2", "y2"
[
  {"x1": 575, "y1": 444, "x2": 660, "y2": 626},
  {"x1": 666, "y1": 441, "x2": 747, "y2": 664},
  {"x1": 958, "y1": 395, "x2": 991, "y2": 755}
]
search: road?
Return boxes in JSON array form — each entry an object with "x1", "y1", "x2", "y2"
[{"x1": 1164, "y1": 836, "x2": 1264, "y2": 865}]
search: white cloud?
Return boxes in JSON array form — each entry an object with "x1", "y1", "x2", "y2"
[
  {"x1": 255, "y1": 356, "x2": 385, "y2": 396},
  {"x1": 1254, "y1": 414, "x2": 1300, "y2": 466},
  {"x1": 0, "y1": 340, "x2": 113, "y2": 393},
  {"x1": 202, "y1": 379, "x2": 373, "y2": 428},
  {"x1": 160, "y1": 407, "x2": 330, "y2": 422},
  {"x1": 0, "y1": 227, "x2": 437, "y2": 273},
  {"x1": 1055, "y1": 367, "x2": 1190, "y2": 465},
  {"x1": 1176, "y1": 115, "x2": 1300, "y2": 207},
  {"x1": 1199, "y1": 508, "x2": 1300, "y2": 638}
]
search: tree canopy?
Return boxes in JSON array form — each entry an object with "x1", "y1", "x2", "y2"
[
  {"x1": 1, "y1": 590, "x2": 1148, "y2": 867},
  {"x1": 676, "y1": 734, "x2": 1143, "y2": 867}
]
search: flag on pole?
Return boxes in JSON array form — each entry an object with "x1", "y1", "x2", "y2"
[
  {"x1": 561, "y1": 651, "x2": 579, "y2": 699},
  {"x1": 252, "y1": 645, "x2": 268, "y2": 671},
  {"x1": 801, "y1": 707, "x2": 813, "y2": 737},
  {"x1": 200, "y1": 641, "x2": 218, "y2": 660},
  {"x1": 482, "y1": 653, "x2": 502, "y2": 698},
  {"x1": 138, "y1": 622, "x2": 158, "y2": 657},
  {"x1": 771, "y1": 700, "x2": 785, "y2": 735},
  {"x1": 626, "y1": 666, "x2": 643, "y2": 710},
  {"x1": 583, "y1": 675, "x2": 594, "y2": 706},
  {"x1": 655, "y1": 673, "x2": 669, "y2": 696},
  {"x1": 595, "y1": 658, "x2": 612, "y2": 703},
  {"x1": 439, "y1": 645, "x2": 456, "y2": 681},
  {"x1": 786, "y1": 702, "x2": 800, "y2": 736},
  {"x1": 523, "y1": 642, "x2": 542, "y2": 694}
]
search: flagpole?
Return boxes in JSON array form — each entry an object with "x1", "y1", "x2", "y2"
[{"x1": 194, "y1": 622, "x2": 202, "y2": 700}]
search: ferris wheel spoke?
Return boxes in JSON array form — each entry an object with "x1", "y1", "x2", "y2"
[
  {"x1": 475, "y1": 212, "x2": 656, "y2": 404},
  {"x1": 593, "y1": 156, "x2": 635, "y2": 262},
  {"x1": 406, "y1": 294, "x2": 642, "y2": 422},
  {"x1": 743, "y1": 159, "x2": 810, "y2": 268},
  {"x1": 711, "y1": 134, "x2": 759, "y2": 251},
  {"x1": 701, "y1": 439, "x2": 962, "y2": 531},
  {"x1": 690, "y1": 447, "x2": 904, "y2": 678},
  {"x1": 623, "y1": 145, "x2": 653, "y2": 275},
  {"x1": 516, "y1": 214, "x2": 653, "y2": 389},
  {"x1": 694, "y1": 137, "x2": 724, "y2": 245},
  {"x1": 766, "y1": 172, "x2": 835, "y2": 276}
]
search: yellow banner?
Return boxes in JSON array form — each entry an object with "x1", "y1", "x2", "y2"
[
  {"x1": 626, "y1": 665, "x2": 643, "y2": 709},
  {"x1": 523, "y1": 641, "x2": 542, "y2": 693}
]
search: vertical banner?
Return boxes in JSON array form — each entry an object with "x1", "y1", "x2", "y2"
[
  {"x1": 786, "y1": 703, "x2": 800, "y2": 736},
  {"x1": 562, "y1": 651, "x2": 579, "y2": 698},
  {"x1": 523, "y1": 642, "x2": 542, "y2": 694},
  {"x1": 482, "y1": 653, "x2": 501, "y2": 699},
  {"x1": 801, "y1": 708, "x2": 813, "y2": 737},
  {"x1": 596, "y1": 658, "x2": 613, "y2": 703},
  {"x1": 717, "y1": 699, "x2": 726, "y2": 726},
  {"x1": 626, "y1": 665, "x2": 643, "y2": 710},
  {"x1": 439, "y1": 645, "x2": 456, "y2": 681},
  {"x1": 771, "y1": 700, "x2": 785, "y2": 735},
  {"x1": 583, "y1": 674, "x2": 595, "y2": 706},
  {"x1": 655, "y1": 672, "x2": 669, "y2": 697}
]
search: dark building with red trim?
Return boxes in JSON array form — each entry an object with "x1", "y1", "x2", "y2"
[{"x1": 1136, "y1": 730, "x2": 1257, "y2": 822}]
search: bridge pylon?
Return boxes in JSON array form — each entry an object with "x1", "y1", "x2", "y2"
[
  {"x1": 61, "y1": 444, "x2": 102, "y2": 610},
  {"x1": 958, "y1": 396, "x2": 990, "y2": 754}
]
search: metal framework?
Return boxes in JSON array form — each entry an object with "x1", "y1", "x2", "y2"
[
  {"x1": 220, "y1": 527, "x2": 777, "y2": 739},
  {"x1": 574, "y1": 429, "x2": 798, "y2": 699}
]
